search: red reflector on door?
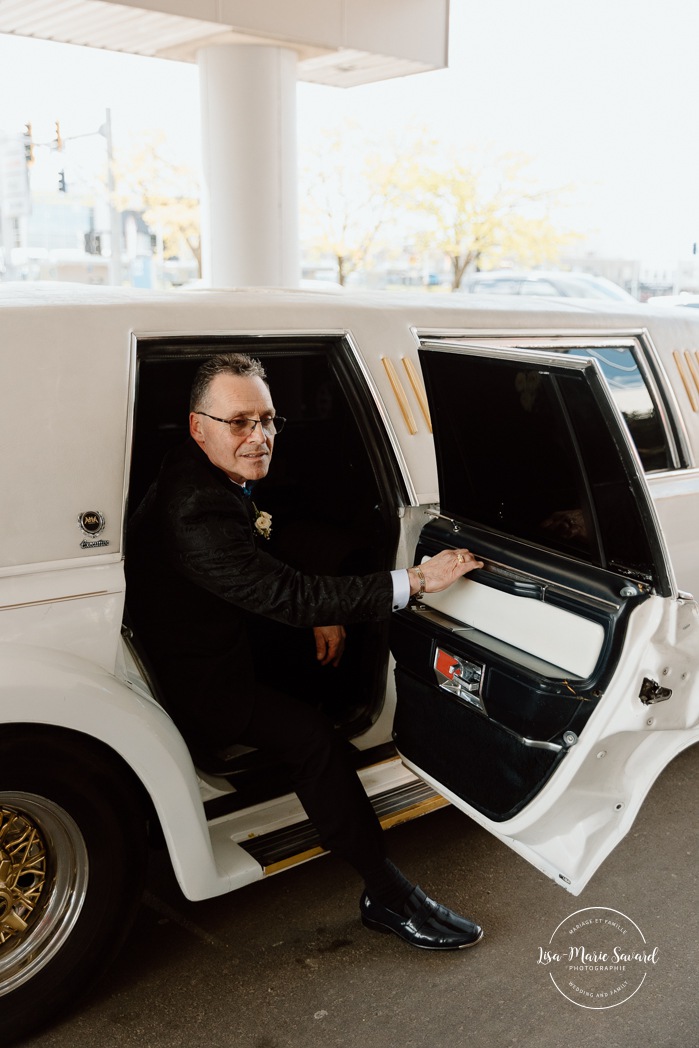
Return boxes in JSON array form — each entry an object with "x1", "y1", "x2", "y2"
[{"x1": 435, "y1": 649, "x2": 459, "y2": 680}]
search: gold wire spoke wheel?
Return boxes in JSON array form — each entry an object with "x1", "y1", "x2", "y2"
[
  {"x1": 0, "y1": 732, "x2": 148, "y2": 1044},
  {"x1": 0, "y1": 793, "x2": 89, "y2": 997}
]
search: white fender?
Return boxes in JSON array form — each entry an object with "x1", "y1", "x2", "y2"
[{"x1": 0, "y1": 642, "x2": 262, "y2": 900}]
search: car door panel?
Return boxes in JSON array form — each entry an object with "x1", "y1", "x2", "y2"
[
  {"x1": 418, "y1": 566, "x2": 606, "y2": 678},
  {"x1": 390, "y1": 342, "x2": 697, "y2": 892},
  {"x1": 391, "y1": 519, "x2": 647, "y2": 822}
]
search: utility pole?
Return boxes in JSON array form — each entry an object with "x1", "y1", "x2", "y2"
[
  {"x1": 0, "y1": 130, "x2": 32, "y2": 281},
  {"x1": 103, "y1": 109, "x2": 122, "y2": 286}
]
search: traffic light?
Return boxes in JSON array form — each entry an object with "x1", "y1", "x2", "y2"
[
  {"x1": 54, "y1": 121, "x2": 63, "y2": 152},
  {"x1": 58, "y1": 170, "x2": 67, "y2": 193},
  {"x1": 84, "y1": 231, "x2": 102, "y2": 254},
  {"x1": 23, "y1": 122, "x2": 34, "y2": 165}
]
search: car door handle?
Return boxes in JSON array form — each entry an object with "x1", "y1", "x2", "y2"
[{"x1": 434, "y1": 648, "x2": 486, "y2": 714}]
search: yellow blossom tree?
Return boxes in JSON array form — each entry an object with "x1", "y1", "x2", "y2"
[
  {"x1": 115, "y1": 131, "x2": 202, "y2": 277},
  {"x1": 300, "y1": 123, "x2": 406, "y2": 286},
  {"x1": 399, "y1": 146, "x2": 579, "y2": 289}
]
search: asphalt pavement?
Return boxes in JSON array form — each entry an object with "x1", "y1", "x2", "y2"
[{"x1": 24, "y1": 745, "x2": 698, "y2": 1048}]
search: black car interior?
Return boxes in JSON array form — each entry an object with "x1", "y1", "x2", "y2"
[{"x1": 125, "y1": 335, "x2": 406, "y2": 794}]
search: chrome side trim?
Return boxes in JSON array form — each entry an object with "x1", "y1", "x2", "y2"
[
  {"x1": 412, "y1": 605, "x2": 474, "y2": 632},
  {"x1": 0, "y1": 590, "x2": 111, "y2": 612},
  {"x1": 415, "y1": 325, "x2": 650, "y2": 343}
]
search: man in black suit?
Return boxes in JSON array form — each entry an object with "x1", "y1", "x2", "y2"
[{"x1": 127, "y1": 352, "x2": 485, "y2": 951}]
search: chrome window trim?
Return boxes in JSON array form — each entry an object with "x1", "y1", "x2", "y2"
[
  {"x1": 122, "y1": 328, "x2": 418, "y2": 554},
  {"x1": 646, "y1": 463, "x2": 699, "y2": 487},
  {"x1": 412, "y1": 326, "x2": 692, "y2": 471},
  {"x1": 122, "y1": 331, "x2": 139, "y2": 557},
  {"x1": 636, "y1": 328, "x2": 693, "y2": 469}
]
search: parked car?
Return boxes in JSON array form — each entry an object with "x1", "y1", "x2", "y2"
[
  {"x1": 1, "y1": 283, "x2": 697, "y2": 1043},
  {"x1": 460, "y1": 269, "x2": 636, "y2": 301},
  {"x1": 646, "y1": 292, "x2": 699, "y2": 308}
]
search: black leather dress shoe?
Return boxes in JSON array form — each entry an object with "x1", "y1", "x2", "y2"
[{"x1": 360, "y1": 887, "x2": 484, "y2": 951}]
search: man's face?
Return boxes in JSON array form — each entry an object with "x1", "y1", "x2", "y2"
[{"x1": 189, "y1": 373, "x2": 276, "y2": 485}]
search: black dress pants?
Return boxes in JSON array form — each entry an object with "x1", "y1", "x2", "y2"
[{"x1": 235, "y1": 684, "x2": 387, "y2": 881}]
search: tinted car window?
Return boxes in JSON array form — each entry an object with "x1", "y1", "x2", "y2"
[
  {"x1": 419, "y1": 349, "x2": 657, "y2": 579},
  {"x1": 521, "y1": 280, "x2": 558, "y2": 296},
  {"x1": 473, "y1": 278, "x2": 522, "y2": 294},
  {"x1": 561, "y1": 346, "x2": 672, "y2": 472}
]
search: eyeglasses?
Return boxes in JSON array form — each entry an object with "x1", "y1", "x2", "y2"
[{"x1": 195, "y1": 412, "x2": 286, "y2": 436}]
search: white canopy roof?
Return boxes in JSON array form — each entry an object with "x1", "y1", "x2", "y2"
[{"x1": 0, "y1": 0, "x2": 449, "y2": 86}]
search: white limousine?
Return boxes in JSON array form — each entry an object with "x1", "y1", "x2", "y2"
[{"x1": 1, "y1": 282, "x2": 697, "y2": 1042}]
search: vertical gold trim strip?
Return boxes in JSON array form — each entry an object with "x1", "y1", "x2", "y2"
[
  {"x1": 673, "y1": 351, "x2": 697, "y2": 412},
  {"x1": 402, "y1": 357, "x2": 432, "y2": 432},
  {"x1": 381, "y1": 357, "x2": 418, "y2": 434},
  {"x1": 684, "y1": 350, "x2": 699, "y2": 399}
]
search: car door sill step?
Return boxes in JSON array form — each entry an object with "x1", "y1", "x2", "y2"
[{"x1": 239, "y1": 780, "x2": 449, "y2": 875}]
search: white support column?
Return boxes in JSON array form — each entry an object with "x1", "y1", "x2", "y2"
[{"x1": 197, "y1": 44, "x2": 299, "y2": 288}]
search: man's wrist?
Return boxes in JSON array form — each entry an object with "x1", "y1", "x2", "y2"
[{"x1": 408, "y1": 565, "x2": 426, "y2": 599}]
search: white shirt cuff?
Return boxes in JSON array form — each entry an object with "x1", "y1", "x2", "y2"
[{"x1": 390, "y1": 568, "x2": 411, "y2": 611}]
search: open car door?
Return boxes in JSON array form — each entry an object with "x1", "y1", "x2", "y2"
[{"x1": 391, "y1": 341, "x2": 699, "y2": 895}]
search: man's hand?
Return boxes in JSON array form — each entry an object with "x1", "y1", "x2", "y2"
[
  {"x1": 408, "y1": 548, "x2": 484, "y2": 597},
  {"x1": 313, "y1": 625, "x2": 346, "y2": 667}
]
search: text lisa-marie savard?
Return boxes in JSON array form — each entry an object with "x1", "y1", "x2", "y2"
[{"x1": 537, "y1": 946, "x2": 659, "y2": 967}]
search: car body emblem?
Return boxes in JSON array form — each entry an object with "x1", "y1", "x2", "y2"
[{"x1": 78, "y1": 510, "x2": 106, "y2": 536}]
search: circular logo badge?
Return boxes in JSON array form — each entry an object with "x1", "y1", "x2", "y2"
[
  {"x1": 77, "y1": 510, "x2": 105, "y2": 537},
  {"x1": 537, "y1": 907, "x2": 659, "y2": 1009}
]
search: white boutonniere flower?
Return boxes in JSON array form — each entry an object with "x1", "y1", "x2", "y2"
[{"x1": 252, "y1": 505, "x2": 272, "y2": 540}]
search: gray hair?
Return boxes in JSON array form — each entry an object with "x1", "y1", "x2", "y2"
[{"x1": 190, "y1": 352, "x2": 267, "y2": 412}]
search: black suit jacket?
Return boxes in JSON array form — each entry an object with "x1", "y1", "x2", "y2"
[{"x1": 126, "y1": 438, "x2": 394, "y2": 746}]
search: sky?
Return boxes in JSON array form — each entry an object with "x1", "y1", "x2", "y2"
[{"x1": 0, "y1": 0, "x2": 697, "y2": 267}]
